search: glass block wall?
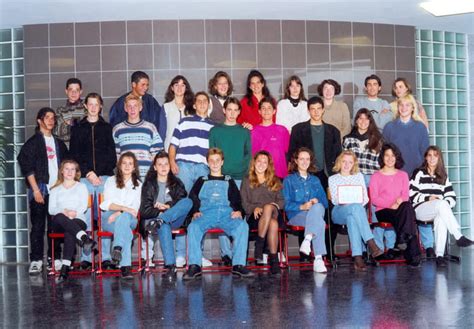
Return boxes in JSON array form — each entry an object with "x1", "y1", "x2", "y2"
[
  {"x1": 416, "y1": 30, "x2": 471, "y2": 235},
  {"x1": 0, "y1": 28, "x2": 28, "y2": 263}
]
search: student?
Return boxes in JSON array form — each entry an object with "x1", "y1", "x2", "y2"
[
  {"x1": 317, "y1": 79, "x2": 351, "y2": 139},
  {"x1": 410, "y1": 146, "x2": 474, "y2": 267},
  {"x1": 169, "y1": 91, "x2": 215, "y2": 267},
  {"x1": 17, "y1": 107, "x2": 69, "y2": 275},
  {"x1": 251, "y1": 97, "x2": 290, "y2": 179},
  {"x1": 240, "y1": 151, "x2": 284, "y2": 274},
  {"x1": 109, "y1": 71, "x2": 166, "y2": 141},
  {"x1": 209, "y1": 97, "x2": 251, "y2": 187},
  {"x1": 353, "y1": 74, "x2": 392, "y2": 131},
  {"x1": 369, "y1": 143, "x2": 422, "y2": 267},
  {"x1": 70, "y1": 92, "x2": 116, "y2": 270},
  {"x1": 208, "y1": 71, "x2": 233, "y2": 124},
  {"x1": 283, "y1": 147, "x2": 329, "y2": 273},
  {"x1": 390, "y1": 78, "x2": 429, "y2": 129},
  {"x1": 140, "y1": 152, "x2": 192, "y2": 278},
  {"x1": 238, "y1": 70, "x2": 276, "y2": 130},
  {"x1": 100, "y1": 152, "x2": 142, "y2": 279},
  {"x1": 163, "y1": 75, "x2": 194, "y2": 150},
  {"x1": 328, "y1": 151, "x2": 383, "y2": 271},
  {"x1": 276, "y1": 75, "x2": 309, "y2": 132},
  {"x1": 183, "y1": 148, "x2": 254, "y2": 280},
  {"x1": 54, "y1": 78, "x2": 86, "y2": 146},
  {"x1": 48, "y1": 160, "x2": 96, "y2": 282}
]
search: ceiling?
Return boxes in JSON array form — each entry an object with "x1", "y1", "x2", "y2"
[{"x1": 0, "y1": 0, "x2": 473, "y2": 34}]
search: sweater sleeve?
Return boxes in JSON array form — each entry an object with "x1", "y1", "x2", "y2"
[
  {"x1": 369, "y1": 173, "x2": 392, "y2": 209},
  {"x1": 208, "y1": 127, "x2": 217, "y2": 148},
  {"x1": 48, "y1": 187, "x2": 61, "y2": 216},
  {"x1": 340, "y1": 102, "x2": 351, "y2": 138},
  {"x1": 243, "y1": 129, "x2": 252, "y2": 166},
  {"x1": 100, "y1": 177, "x2": 116, "y2": 211},
  {"x1": 328, "y1": 175, "x2": 339, "y2": 206},
  {"x1": 443, "y1": 177, "x2": 457, "y2": 208},
  {"x1": 189, "y1": 177, "x2": 204, "y2": 214},
  {"x1": 76, "y1": 183, "x2": 89, "y2": 216},
  {"x1": 228, "y1": 178, "x2": 245, "y2": 214},
  {"x1": 409, "y1": 170, "x2": 430, "y2": 206},
  {"x1": 240, "y1": 177, "x2": 256, "y2": 215},
  {"x1": 150, "y1": 126, "x2": 164, "y2": 156},
  {"x1": 400, "y1": 171, "x2": 410, "y2": 202},
  {"x1": 314, "y1": 177, "x2": 329, "y2": 209}
]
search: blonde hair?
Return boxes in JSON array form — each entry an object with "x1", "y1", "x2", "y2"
[
  {"x1": 125, "y1": 93, "x2": 143, "y2": 106},
  {"x1": 332, "y1": 150, "x2": 360, "y2": 175},
  {"x1": 394, "y1": 95, "x2": 422, "y2": 122},
  {"x1": 51, "y1": 160, "x2": 81, "y2": 189}
]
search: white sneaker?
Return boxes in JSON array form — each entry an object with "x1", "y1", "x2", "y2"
[
  {"x1": 54, "y1": 259, "x2": 62, "y2": 271},
  {"x1": 176, "y1": 256, "x2": 186, "y2": 268},
  {"x1": 147, "y1": 258, "x2": 156, "y2": 268},
  {"x1": 313, "y1": 258, "x2": 327, "y2": 273},
  {"x1": 262, "y1": 253, "x2": 268, "y2": 265},
  {"x1": 29, "y1": 260, "x2": 43, "y2": 275},
  {"x1": 299, "y1": 239, "x2": 311, "y2": 256},
  {"x1": 277, "y1": 252, "x2": 286, "y2": 263},
  {"x1": 202, "y1": 257, "x2": 213, "y2": 267}
]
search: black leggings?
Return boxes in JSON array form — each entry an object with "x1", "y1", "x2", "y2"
[{"x1": 50, "y1": 214, "x2": 87, "y2": 262}]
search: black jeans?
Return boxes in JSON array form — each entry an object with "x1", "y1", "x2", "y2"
[
  {"x1": 50, "y1": 214, "x2": 87, "y2": 262},
  {"x1": 375, "y1": 201, "x2": 421, "y2": 261}
]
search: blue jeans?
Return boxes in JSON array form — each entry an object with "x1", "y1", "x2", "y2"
[
  {"x1": 332, "y1": 204, "x2": 374, "y2": 256},
  {"x1": 102, "y1": 211, "x2": 137, "y2": 267},
  {"x1": 187, "y1": 208, "x2": 249, "y2": 266},
  {"x1": 148, "y1": 198, "x2": 193, "y2": 266},
  {"x1": 80, "y1": 176, "x2": 111, "y2": 262},
  {"x1": 288, "y1": 203, "x2": 327, "y2": 256},
  {"x1": 418, "y1": 224, "x2": 434, "y2": 249}
]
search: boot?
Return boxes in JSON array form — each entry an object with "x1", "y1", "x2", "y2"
[
  {"x1": 353, "y1": 256, "x2": 367, "y2": 271},
  {"x1": 269, "y1": 253, "x2": 281, "y2": 275},
  {"x1": 254, "y1": 236, "x2": 265, "y2": 264},
  {"x1": 367, "y1": 239, "x2": 384, "y2": 258},
  {"x1": 56, "y1": 265, "x2": 69, "y2": 283}
]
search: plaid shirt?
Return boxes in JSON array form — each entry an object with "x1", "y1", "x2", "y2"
[{"x1": 342, "y1": 132, "x2": 380, "y2": 175}]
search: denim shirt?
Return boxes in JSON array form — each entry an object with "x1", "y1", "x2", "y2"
[{"x1": 283, "y1": 172, "x2": 328, "y2": 219}]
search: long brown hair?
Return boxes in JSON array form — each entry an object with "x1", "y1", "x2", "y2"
[
  {"x1": 116, "y1": 152, "x2": 141, "y2": 189},
  {"x1": 283, "y1": 75, "x2": 306, "y2": 101},
  {"x1": 288, "y1": 147, "x2": 318, "y2": 174},
  {"x1": 51, "y1": 160, "x2": 81, "y2": 189},
  {"x1": 420, "y1": 145, "x2": 448, "y2": 185},
  {"x1": 164, "y1": 75, "x2": 195, "y2": 115},
  {"x1": 352, "y1": 108, "x2": 383, "y2": 153},
  {"x1": 248, "y1": 151, "x2": 282, "y2": 191}
]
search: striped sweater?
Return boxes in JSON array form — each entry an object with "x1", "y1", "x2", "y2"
[{"x1": 409, "y1": 168, "x2": 456, "y2": 209}]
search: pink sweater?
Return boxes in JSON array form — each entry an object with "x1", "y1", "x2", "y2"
[
  {"x1": 251, "y1": 123, "x2": 290, "y2": 178},
  {"x1": 369, "y1": 170, "x2": 409, "y2": 211}
]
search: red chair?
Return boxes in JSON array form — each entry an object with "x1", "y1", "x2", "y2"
[
  {"x1": 143, "y1": 227, "x2": 187, "y2": 272},
  {"x1": 248, "y1": 227, "x2": 288, "y2": 270}
]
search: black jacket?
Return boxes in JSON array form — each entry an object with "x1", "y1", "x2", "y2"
[
  {"x1": 17, "y1": 132, "x2": 69, "y2": 188},
  {"x1": 139, "y1": 175, "x2": 188, "y2": 236},
  {"x1": 288, "y1": 121, "x2": 342, "y2": 176},
  {"x1": 70, "y1": 117, "x2": 116, "y2": 177}
]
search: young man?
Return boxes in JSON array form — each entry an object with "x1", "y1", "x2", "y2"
[
  {"x1": 209, "y1": 97, "x2": 251, "y2": 187},
  {"x1": 183, "y1": 148, "x2": 254, "y2": 280},
  {"x1": 17, "y1": 108, "x2": 69, "y2": 274},
  {"x1": 109, "y1": 71, "x2": 166, "y2": 141},
  {"x1": 288, "y1": 96, "x2": 342, "y2": 260},
  {"x1": 55, "y1": 78, "x2": 86, "y2": 146},
  {"x1": 353, "y1": 74, "x2": 392, "y2": 130}
]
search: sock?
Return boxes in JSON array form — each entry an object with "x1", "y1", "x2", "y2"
[
  {"x1": 62, "y1": 259, "x2": 71, "y2": 267},
  {"x1": 304, "y1": 234, "x2": 313, "y2": 241},
  {"x1": 76, "y1": 231, "x2": 86, "y2": 241},
  {"x1": 315, "y1": 255, "x2": 322, "y2": 260}
]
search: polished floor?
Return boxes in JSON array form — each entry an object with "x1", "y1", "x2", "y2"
[{"x1": 1, "y1": 250, "x2": 473, "y2": 328}]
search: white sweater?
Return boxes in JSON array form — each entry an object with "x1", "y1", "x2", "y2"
[
  {"x1": 276, "y1": 99, "x2": 309, "y2": 132},
  {"x1": 164, "y1": 101, "x2": 186, "y2": 151},
  {"x1": 100, "y1": 176, "x2": 142, "y2": 212},
  {"x1": 48, "y1": 182, "x2": 89, "y2": 222}
]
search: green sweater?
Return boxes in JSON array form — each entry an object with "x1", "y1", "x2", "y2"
[{"x1": 209, "y1": 124, "x2": 251, "y2": 180}]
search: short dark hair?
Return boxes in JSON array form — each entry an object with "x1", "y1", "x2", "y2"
[
  {"x1": 66, "y1": 78, "x2": 82, "y2": 89},
  {"x1": 194, "y1": 91, "x2": 209, "y2": 103},
  {"x1": 223, "y1": 97, "x2": 241, "y2": 111},
  {"x1": 307, "y1": 96, "x2": 324, "y2": 110},
  {"x1": 378, "y1": 143, "x2": 404, "y2": 169},
  {"x1": 84, "y1": 92, "x2": 103, "y2": 106},
  {"x1": 258, "y1": 96, "x2": 275, "y2": 110},
  {"x1": 364, "y1": 74, "x2": 382, "y2": 87},
  {"x1": 317, "y1": 79, "x2": 341, "y2": 96},
  {"x1": 131, "y1": 71, "x2": 149, "y2": 84},
  {"x1": 35, "y1": 107, "x2": 56, "y2": 132}
]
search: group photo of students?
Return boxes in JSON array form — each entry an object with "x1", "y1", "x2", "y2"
[{"x1": 17, "y1": 69, "x2": 474, "y2": 283}]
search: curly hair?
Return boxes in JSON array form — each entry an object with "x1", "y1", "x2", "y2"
[
  {"x1": 317, "y1": 79, "x2": 341, "y2": 96},
  {"x1": 288, "y1": 147, "x2": 319, "y2": 174},
  {"x1": 378, "y1": 143, "x2": 405, "y2": 170},
  {"x1": 116, "y1": 152, "x2": 141, "y2": 189},
  {"x1": 208, "y1": 71, "x2": 233, "y2": 97},
  {"x1": 248, "y1": 151, "x2": 282, "y2": 192}
]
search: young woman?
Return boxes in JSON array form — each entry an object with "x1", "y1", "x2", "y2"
[
  {"x1": 208, "y1": 71, "x2": 233, "y2": 124},
  {"x1": 48, "y1": 160, "x2": 95, "y2": 282},
  {"x1": 283, "y1": 147, "x2": 329, "y2": 273},
  {"x1": 276, "y1": 75, "x2": 309, "y2": 132},
  {"x1": 139, "y1": 152, "x2": 193, "y2": 278},
  {"x1": 317, "y1": 79, "x2": 351, "y2": 139},
  {"x1": 163, "y1": 75, "x2": 195, "y2": 150},
  {"x1": 328, "y1": 151, "x2": 383, "y2": 271},
  {"x1": 251, "y1": 97, "x2": 290, "y2": 179},
  {"x1": 410, "y1": 146, "x2": 473, "y2": 267},
  {"x1": 70, "y1": 92, "x2": 116, "y2": 270},
  {"x1": 369, "y1": 143, "x2": 422, "y2": 267},
  {"x1": 100, "y1": 152, "x2": 142, "y2": 279},
  {"x1": 390, "y1": 78, "x2": 429, "y2": 129},
  {"x1": 241, "y1": 151, "x2": 285, "y2": 274},
  {"x1": 238, "y1": 70, "x2": 276, "y2": 130}
]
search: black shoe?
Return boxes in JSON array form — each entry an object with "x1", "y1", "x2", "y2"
[
  {"x1": 79, "y1": 235, "x2": 97, "y2": 254},
  {"x1": 111, "y1": 247, "x2": 122, "y2": 265},
  {"x1": 396, "y1": 233, "x2": 413, "y2": 251},
  {"x1": 456, "y1": 236, "x2": 474, "y2": 247},
  {"x1": 222, "y1": 255, "x2": 232, "y2": 267},
  {"x1": 425, "y1": 247, "x2": 436, "y2": 259},
  {"x1": 232, "y1": 265, "x2": 255, "y2": 278},
  {"x1": 145, "y1": 219, "x2": 163, "y2": 234},
  {"x1": 254, "y1": 236, "x2": 265, "y2": 263},
  {"x1": 162, "y1": 265, "x2": 177, "y2": 280},
  {"x1": 183, "y1": 265, "x2": 202, "y2": 281},
  {"x1": 121, "y1": 266, "x2": 133, "y2": 280},
  {"x1": 80, "y1": 261, "x2": 92, "y2": 270},
  {"x1": 407, "y1": 255, "x2": 421, "y2": 267},
  {"x1": 101, "y1": 260, "x2": 116, "y2": 270},
  {"x1": 56, "y1": 265, "x2": 69, "y2": 283},
  {"x1": 269, "y1": 254, "x2": 281, "y2": 275},
  {"x1": 436, "y1": 256, "x2": 447, "y2": 268}
]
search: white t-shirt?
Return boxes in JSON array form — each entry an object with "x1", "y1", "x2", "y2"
[{"x1": 44, "y1": 135, "x2": 58, "y2": 190}]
